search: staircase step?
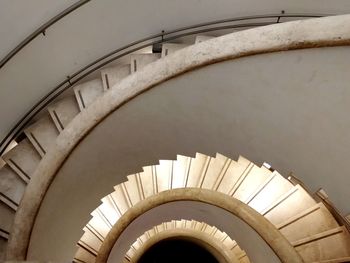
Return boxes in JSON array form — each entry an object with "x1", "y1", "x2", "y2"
[
  {"x1": 73, "y1": 79, "x2": 104, "y2": 111},
  {"x1": 277, "y1": 203, "x2": 339, "y2": 243},
  {"x1": 0, "y1": 164, "x2": 26, "y2": 210},
  {"x1": 0, "y1": 236, "x2": 7, "y2": 261},
  {"x1": 247, "y1": 172, "x2": 294, "y2": 212},
  {"x1": 111, "y1": 184, "x2": 131, "y2": 215},
  {"x1": 74, "y1": 246, "x2": 96, "y2": 263},
  {"x1": 48, "y1": 96, "x2": 80, "y2": 132},
  {"x1": 2, "y1": 138, "x2": 41, "y2": 183},
  {"x1": 155, "y1": 160, "x2": 173, "y2": 192},
  {"x1": 100, "y1": 64, "x2": 130, "y2": 91},
  {"x1": 124, "y1": 174, "x2": 142, "y2": 206},
  {"x1": 139, "y1": 165, "x2": 157, "y2": 197},
  {"x1": 80, "y1": 227, "x2": 103, "y2": 253},
  {"x1": 216, "y1": 156, "x2": 252, "y2": 195},
  {"x1": 172, "y1": 155, "x2": 191, "y2": 189},
  {"x1": 293, "y1": 226, "x2": 350, "y2": 262},
  {"x1": 232, "y1": 164, "x2": 272, "y2": 201},
  {"x1": 186, "y1": 153, "x2": 211, "y2": 187},
  {"x1": 201, "y1": 153, "x2": 231, "y2": 190},
  {"x1": 130, "y1": 54, "x2": 160, "y2": 73},
  {"x1": 161, "y1": 43, "x2": 188, "y2": 57},
  {"x1": 262, "y1": 184, "x2": 317, "y2": 225},
  {"x1": 24, "y1": 114, "x2": 59, "y2": 157},
  {"x1": 89, "y1": 209, "x2": 112, "y2": 239},
  {"x1": 100, "y1": 195, "x2": 120, "y2": 225},
  {"x1": 0, "y1": 202, "x2": 15, "y2": 235},
  {"x1": 195, "y1": 35, "x2": 215, "y2": 44}
]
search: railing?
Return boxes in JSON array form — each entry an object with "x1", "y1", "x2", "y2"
[
  {"x1": 0, "y1": 0, "x2": 91, "y2": 69},
  {"x1": 0, "y1": 12, "x2": 329, "y2": 155}
]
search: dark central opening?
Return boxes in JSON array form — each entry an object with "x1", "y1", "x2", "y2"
[{"x1": 137, "y1": 238, "x2": 219, "y2": 263}]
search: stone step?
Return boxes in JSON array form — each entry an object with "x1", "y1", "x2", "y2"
[
  {"x1": 89, "y1": 208, "x2": 112, "y2": 239},
  {"x1": 79, "y1": 226, "x2": 103, "y2": 254},
  {"x1": 0, "y1": 237, "x2": 7, "y2": 261},
  {"x1": 124, "y1": 174, "x2": 142, "y2": 206},
  {"x1": 130, "y1": 53, "x2": 160, "y2": 73},
  {"x1": 161, "y1": 43, "x2": 189, "y2": 57},
  {"x1": 100, "y1": 195, "x2": 120, "y2": 225},
  {"x1": 0, "y1": 202, "x2": 15, "y2": 236},
  {"x1": 262, "y1": 184, "x2": 317, "y2": 226},
  {"x1": 139, "y1": 165, "x2": 157, "y2": 198},
  {"x1": 201, "y1": 153, "x2": 232, "y2": 190},
  {"x1": 277, "y1": 203, "x2": 339, "y2": 243},
  {"x1": 74, "y1": 245, "x2": 97, "y2": 263},
  {"x1": 48, "y1": 96, "x2": 80, "y2": 132},
  {"x1": 232, "y1": 164, "x2": 272, "y2": 201},
  {"x1": 155, "y1": 160, "x2": 173, "y2": 192},
  {"x1": 293, "y1": 226, "x2": 350, "y2": 262},
  {"x1": 73, "y1": 79, "x2": 104, "y2": 111},
  {"x1": 247, "y1": 171, "x2": 294, "y2": 212},
  {"x1": 186, "y1": 153, "x2": 211, "y2": 187},
  {"x1": 2, "y1": 138, "x2": 41, "y2": 183},
  {"x1": 111, "y1": 184, "x2": 132, "y2": 215},
  {"x1": 100, "y1": 64, "x2": 130, "y2": 91},
  {"x1": 216, "y1": 156, "x2": 252, "y2": 195},
  {"x1": 172, "y1": 155, "x2": 191, "y2": 189},
  {"x1": 24, "y1": 114, "x2": 59, "y2": 157},
  {"x1": 0, "y1": 164, "x2": 26, "y2": 210}
]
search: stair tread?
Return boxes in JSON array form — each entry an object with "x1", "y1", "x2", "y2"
[
  {"x1": 73, "y1": 78, "x2": 104, "y2": 111},
  {"x1": 0, "y1": 164, "x2": 26, "y2": 209},
  {"x1": 161, "y1": 43, "x2": 189, "y2": 57},
  {"x1": 2, "y1": 138, "x2": 41, "y2": 183},
  {"x1": 294, "y1": 226, "x2": 350, "y2": 261},
  {"x1": 24, "y1": 114, "x2": 59, "y2": 157},
  {"x1": 278, "y1": 203, "x2": 339, "y2": 243},
  {"x1": 130, "y1": 53, "x2": 160, "y2": 73},
  {"x1": 262, "y1": 184, "x2": 317, "y2": 225},
  {"x1": 101, "y1": 64, "x2": 130, "y2": 91},
  {"x1": 48, "y1": 96, "x2": 80, "y2": 132}
]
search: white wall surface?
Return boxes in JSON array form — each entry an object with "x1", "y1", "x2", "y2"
[{"x1": 1, "y1": 0, "x2": 350, "y2": 143}]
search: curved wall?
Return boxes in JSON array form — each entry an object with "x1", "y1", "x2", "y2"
[
  {"x1": 27, "y1": 46, "x2": 350, "y2": 260},
  {"x1": 2, "y1": 1, "x2": 350, "y2": 142}
]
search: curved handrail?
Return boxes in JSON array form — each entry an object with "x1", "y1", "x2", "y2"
[
  {"x1": 0, "y1": 0, "x2": 90, "y2": 69},
  {"x1": 0, "y1": 13, "x2": 329, "y2": 155}
]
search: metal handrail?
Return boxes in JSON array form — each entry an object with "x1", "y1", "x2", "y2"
[
  {"x1": 0, "y1": 0, "x2": 90, "y2": 69},
  {"x1": 0, "y1": 13, "x2": 329, "y2": 155}
]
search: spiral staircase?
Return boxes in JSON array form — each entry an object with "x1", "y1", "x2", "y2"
[
  {"x1": 123, "y1": 220, "x2": 250, "y2": 263},
  {"x1": 1, "y1": 14, "x2": 350, "y2": 262}
]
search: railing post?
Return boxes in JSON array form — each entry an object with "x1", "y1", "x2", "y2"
[
  {"x1": 161, "y1": 30, "x2": 165, "y2": 43},
  {"x1": 277, "y1": 10, "x2": 285, "y2": 23}
]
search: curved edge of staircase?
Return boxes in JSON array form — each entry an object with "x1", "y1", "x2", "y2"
[
  {"x1": 95, "y1": 187, "x2": 303, "y2": 263},
  {"x1": 116, "y1": 219, "x2": 248, "y2": 263}
]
